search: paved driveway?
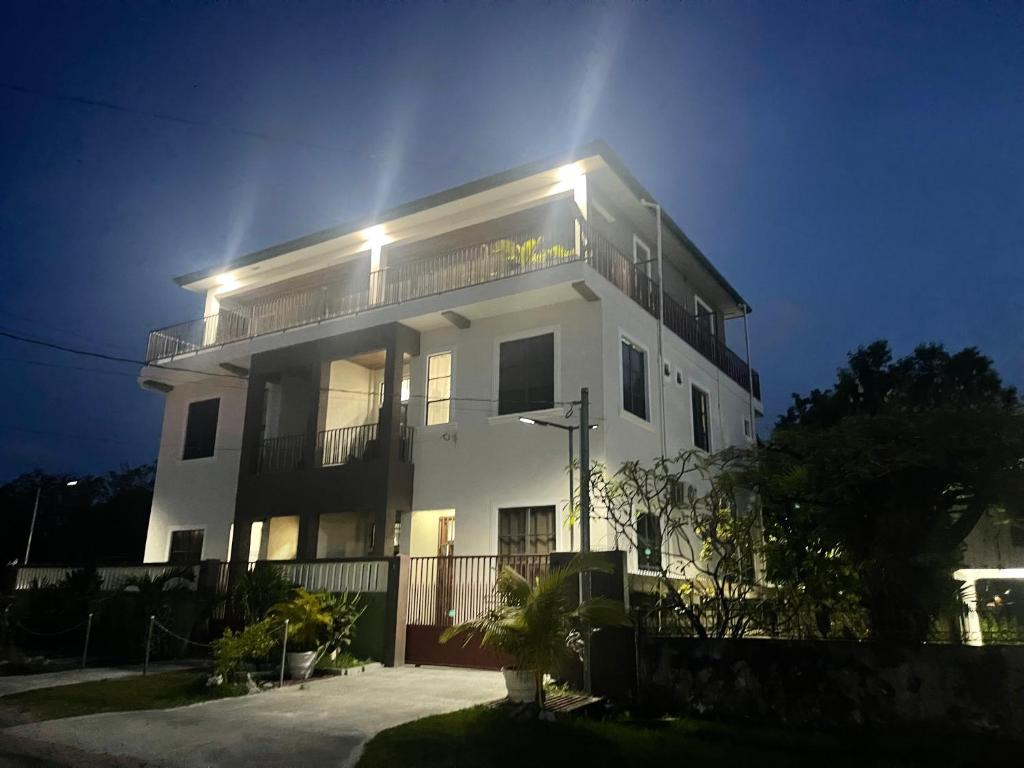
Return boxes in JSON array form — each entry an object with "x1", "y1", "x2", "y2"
[{"x1": 4, "y1": 666, "x2": 504, "y2": 768}]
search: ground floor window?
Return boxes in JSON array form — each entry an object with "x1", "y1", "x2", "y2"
[
  {"x1": 498, "y1": 506, "x2": 556, "y2": 555},
  {"x1": 168, "y1": 529, "x2": 204, "y2": 564},
  {"x1": 636, "y1": 514, "x2": 662, "y2": 571}
]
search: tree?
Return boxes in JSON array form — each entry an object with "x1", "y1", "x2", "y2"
[
  {"x1": 589, "y1": 449, "x2": 767, "y2": 639},
  {"x1": 759, "y1": 341, "x2": 1024, "y2": 642}
]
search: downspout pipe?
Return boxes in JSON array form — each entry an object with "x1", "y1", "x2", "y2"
[{"x1": 641, "y1": 199, "x2": 667, "y2": 458}]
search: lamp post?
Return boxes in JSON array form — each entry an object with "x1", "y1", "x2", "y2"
[
  {"x1": 24, "y1": 479, "x2": 78, "y2": 565},
  {"x1": 518, "y1": 416, "x2": 598, "y2": 551}
]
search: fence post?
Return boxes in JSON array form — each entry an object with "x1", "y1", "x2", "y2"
[
  {"x1": 81, "y1": 612, "x2": 93, "y2": 669},
  {"x1": 279, "y1": 619, "x2": 289, "y2": 688},
  {"x1": 143, "y1": 615, "x2": 155, "y2": 676}
]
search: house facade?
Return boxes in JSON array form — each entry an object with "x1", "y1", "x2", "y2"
[{"x1": 139, "y1": 142, "x2": 762, "y2": 575}]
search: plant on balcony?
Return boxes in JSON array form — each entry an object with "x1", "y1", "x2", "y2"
[
  {"x1": 492, "y1": 237, "x2": 574, "y2": 273},
  {"x1": 440, "y1": 555, "x2": 629, "y2": 708}
]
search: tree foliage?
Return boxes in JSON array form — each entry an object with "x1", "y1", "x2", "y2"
[{"x1": 758, "y1": 340, "x2": 1024, "y2": 642}]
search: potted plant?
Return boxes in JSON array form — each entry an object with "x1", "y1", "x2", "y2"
[
  {"x1": 492, "y1": 237, "x2": 575, "y2": 274},
  {"x1": 440, "y1": 555, "x2": 629, "y2": 707},
  {"x1": 268, "y1": 588, "x2": 332, "y2": 680}
]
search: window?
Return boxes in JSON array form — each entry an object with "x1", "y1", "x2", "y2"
[
  {"x1": 695, "y1": 297, "x2": 715, "y2": 336},
  {"x1": 498, "y1": 506, "x2": 556, "y2": 555},
  {"x1": 633, "y1": 236, "x2": 651, "y2": 276},
  {"x1": 168, "y1": 529, "x2": 204, "y2": 564},
  {"x1": 668, "y1": 479, "x2": 688, "y2": 506},
  {"x1": 378, "y1": 378, "x2": 411, "y2": 404},
  {"x1": 498, "y1": 333, "x2": 554, "y2": 415},
  {"x1": 621, "y1": 339, "x2": 648, "y2": 420},
  {"x1": 637, "y1": 514, "x2": 662, "y2": 571},
  {"x1": 692, "y1": 385, "x2": 711, "y2": 451},
  {"x1": 426, "y1": 352, "x2": 452, "y2": 425},
  {"x1": 182, "y1": 398, "x2": 219, "y2": 460}
]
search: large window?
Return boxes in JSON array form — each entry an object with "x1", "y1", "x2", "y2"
[
  {"x1": 636, "y1": 514, "x2": 662, "y2": 571},
  {"x1": 498, "y1": 506, "x2": 556, "y2": 555},
  {"x1": 498, "y1": 333, "x2": 554, "y2": 415},
  {"x1": 168, "y1": 529, "x2": 204, "y2": 564},
  {"x1": 692, "y1": 385, "x2": 711, "y2": 452},
  {"x1": 182, "y1": 398, "x2": 219, "y2": 460},
  {"x1": 426, "y1": 352, "x2": 453, "y2": 425},
  {"x1": 621, "y1": 339, "x2": 648, "y2": 420}
]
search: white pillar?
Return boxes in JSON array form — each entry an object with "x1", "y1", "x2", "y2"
[{"x1": 960, "y1": 578, "x2": 984, "y2": 646}]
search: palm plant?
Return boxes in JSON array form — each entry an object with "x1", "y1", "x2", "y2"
[
  {"x1": 440, "y1": 555, "x2": 629, "y2": 707},
  {"x1": 268, "y1": 588, "x2": 333, "y2": 652},
  {"x1": 492, "y1": 236, "x2": 574, "y2": 272}
]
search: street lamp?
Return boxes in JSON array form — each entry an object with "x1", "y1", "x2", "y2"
[
  {"x1": 518, "y1": 416, "x2": 598, "y2": 551},
  {"x1": 24, "y1": 479, "x2": 78, "y2": 565}
]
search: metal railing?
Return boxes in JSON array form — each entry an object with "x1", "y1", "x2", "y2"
[
  {"x1": 267, "y1": 558, "x2": 390, "y2": 593},
  {"x1": 663, "y1": 294, "x2": 762, "y2": 399},
  {"x1": 145, "y1": 214, "x2": 760, "y2": 398},
  {"x1": 257, "y1": 433, "x2": 306, "y2": 474},
  {"x1": 14, "y1": 564, "x2": 200, "y2": 592},
  {"x1": 318, "y1": 423, "x2": 379, "y2": 466},
  {"x1": 407, "y1": 554, "x2": 550, "y2": 627},
  {"x1": 146, "y1": 227, "x2": 576, "y2": 363}
]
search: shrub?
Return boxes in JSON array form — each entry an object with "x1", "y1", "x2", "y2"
[
  {"x1": 213, "y1": 620, "x2": 276, "y2": 682},
  {"x1": 320, "y1": 592, "x2": 365, "y2": 659},
  {"x1": 230, "y1": 565, "x2": 293, "y2": 625}
]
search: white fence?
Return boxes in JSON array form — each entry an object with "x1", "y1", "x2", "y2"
[
  {"x1": 265, "y1": 559, "x2": 390, "y2": 594},
  {"x1": 14, "y1": 564, "x2": 200, "y2": 592}
]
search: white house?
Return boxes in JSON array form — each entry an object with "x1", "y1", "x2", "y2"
[{"x1": 138, "y1": 141, "x2": 762, "y2": 575}]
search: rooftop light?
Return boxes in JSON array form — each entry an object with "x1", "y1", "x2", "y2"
[
  {"x1": 557, "y1": 163, "x2": 584, "y2": 186},
  {"x1": 519, "y1": 417, "x2": 537, "y2": 425}
]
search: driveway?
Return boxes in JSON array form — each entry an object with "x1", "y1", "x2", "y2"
[{"x1": 3, "y1": 666, "x2": 505, "y2": 767}]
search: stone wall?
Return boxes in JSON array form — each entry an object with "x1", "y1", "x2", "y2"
[{"x1": 640, "y1": 637, "x2": 1024, "y2": 734}]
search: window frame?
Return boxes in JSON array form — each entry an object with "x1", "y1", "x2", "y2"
[
  {"x1": 694, "y1": 295, "x2": 716, "y2": 337},
  {"x1": 619, "y1": 334, "x2": 650, "y2": 423},
  {"x1": 497, "y1": 505, "x2": 557, "y2": 556},
  {"x1": 690, "y1": 382, "x2": 712, "y2": 452},
  {"x1": 166, "y1": 526, "x2": 205, "y2": 564},
  {"x1": 425, "y1": 350, "x2": 454, "y2": 426},
  {"x1": 632, "y1": 235, "x2": 652, "y2": 276},
  {"x1": 493, "y1": 327, "x2": 560, "y2": 418},
  {"x1": 181, "y1": 397, "x2": 220, "y2": 461},
  {"x1": 636, "y1": 513, "x2": 662, "y2": 572}
]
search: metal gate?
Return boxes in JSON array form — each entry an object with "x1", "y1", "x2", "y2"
[{"x1": 405, "y1": 554, "x2": 548, "y2": 668}]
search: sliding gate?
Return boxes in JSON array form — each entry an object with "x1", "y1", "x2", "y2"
[{"x1": 405, "y1": 554, "x2": 548, "y2": 668}]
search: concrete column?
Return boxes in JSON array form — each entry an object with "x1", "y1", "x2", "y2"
[
  {"x1": 383, "y1": 555, "x2": 411, "y2": 666},
  {"x1": 297, "y1": 360, "x2": 325, "y2": 560}
]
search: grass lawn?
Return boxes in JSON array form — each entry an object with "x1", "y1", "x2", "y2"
[
  {"x1": 357, "y1": 706, "x2": 1019, "y2": 768},
  {"x1": 0, "y1": 670, "x2": 247, "y2": 722}
]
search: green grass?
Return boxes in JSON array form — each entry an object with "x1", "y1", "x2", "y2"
[
  {"x1": 357, "y1": 706, "x2": 1020, "y2": 768},
  {"x1": 0, "y1": 670, "x2": 247, "y2": 722}
]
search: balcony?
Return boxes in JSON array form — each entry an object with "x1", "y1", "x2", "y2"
[
  {"x1": 147, "y1": 217, "x2": 760, "y2": 399},
  {"x1": 256, "y1": 423, "x2": 414, "y2": 475}
]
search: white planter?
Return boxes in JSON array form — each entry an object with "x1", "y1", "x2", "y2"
[
  {"x1": 502, "y1": 667, "x2": 537, "y2": 703},
  {"x1": 286, "y1": 651, "x2": 317, "y2": 681}
]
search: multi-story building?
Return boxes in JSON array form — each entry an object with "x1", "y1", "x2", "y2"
[{"x1": 139, "y1": 141, "x2": 762, "y2": 575}]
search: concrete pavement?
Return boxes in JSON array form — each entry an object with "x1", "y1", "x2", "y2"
[{"x1": 4, "y1": 666, "x2": 505, "y2": 767}]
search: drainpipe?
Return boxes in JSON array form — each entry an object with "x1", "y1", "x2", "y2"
[
  {"x1": 641, "y1": 199, "x2": 667, "y2": 458},
  {"x1": 741, "y1": 303, "x2": 756, "y2": 442}
]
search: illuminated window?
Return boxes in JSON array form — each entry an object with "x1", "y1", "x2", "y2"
[
  {"x1": 637, "y1": 514, "x2": 662, "y2": 571},
  {"x1": 426, "y1": 352, "x2": 452, "y2": 425}
]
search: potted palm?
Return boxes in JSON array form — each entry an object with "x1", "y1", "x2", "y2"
[
  {"x1": 440, "y1": 555, "x2": 629, "y2": 707},
  {"x1": 268, "y1": 588, "x2": 332, "y2": 680}
]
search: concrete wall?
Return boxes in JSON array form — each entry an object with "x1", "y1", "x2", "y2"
[
  {"x1": 323, "y1": 359, "x2": 376, "y2": 430},
  {"x1": 143, "y1": 377, "x2": 246, "y2": 563},
  {"x1": 964, "y1": 511, "x2": 1024, "y2": 569}
]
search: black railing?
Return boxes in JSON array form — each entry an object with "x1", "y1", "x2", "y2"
[
  {"x1": 257, "y1": 433, "x2": 305, "y2": 474},
  {"x1": 578, "y1": 218, "x2": 659, "y2": 317},
  {"x1": 318, "y1": 423, "x2": 379, "y2": 467}
]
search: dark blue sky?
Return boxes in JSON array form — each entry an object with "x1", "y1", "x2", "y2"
[{"x1": 1, "y1": 1, "x2": 1021, "y2": 480}]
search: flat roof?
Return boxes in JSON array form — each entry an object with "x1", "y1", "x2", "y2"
[{"x1": 174, "y1": 140, "x2": 750, "y2": 311}]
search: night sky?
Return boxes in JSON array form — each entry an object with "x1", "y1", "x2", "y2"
[{"x1": 1, "y1": 1, "x2": 1021, "y2": 481}]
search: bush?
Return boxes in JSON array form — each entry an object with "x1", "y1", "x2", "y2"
[
  {"x1": 230, "y1": 565, "x2": 293, "y2": 625},
  {"x1": 321, "y1": 592, "x2": 365, "y2": 659},
  {"x1": 213, "y1": 620, "x2": 276, "y2": 682}
]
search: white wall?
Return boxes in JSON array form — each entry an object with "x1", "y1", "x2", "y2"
[
  {"x1": 324, "y1": 359, "x2": 375, "y2": 430},
  {"x1": 406, "y1": 298, "x2": 605, "y2": 558},
  {"x1": 143, "y1": 377, "x2": 246, "y2": 563}
]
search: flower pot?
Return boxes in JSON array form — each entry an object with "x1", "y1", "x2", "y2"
[
  {"x1": 502, "y1": 667, "x2": 537, "y2": 703},
  {"x1": 286, "y1": 650, "x2": 317, "y2": 681}
]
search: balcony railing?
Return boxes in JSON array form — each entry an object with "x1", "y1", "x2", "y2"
[
  {"x1": 258, "y1": 422, "x2": 415, "y2": 474},
  {"x1": 663, "y1": 294, "x2": 762, "y2": 400},
  {"x1": 147, "y1": 215, "x2": 760, "y2": 398}
]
